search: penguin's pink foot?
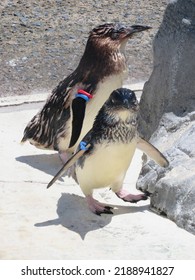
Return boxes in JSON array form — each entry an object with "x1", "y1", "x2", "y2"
[
  {"x1": 86, "y1": 195, "x2": 113, "y2": 215},
  {"x1": 116, "y1": 189, "x2": 148, "y2": 203}
]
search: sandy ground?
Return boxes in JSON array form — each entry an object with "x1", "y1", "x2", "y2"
[
  {"x1": 0, "y1": 0, "x2": 167, "y2": 97},
  {"x1": 0, "y1": 92, "x2": 195, "y2": 260}
]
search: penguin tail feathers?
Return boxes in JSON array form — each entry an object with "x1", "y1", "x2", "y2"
[
  {"x1": 21, "y1": 115, "x2": 43, "y2": 146},
  {"x1": 20, "y1": 136, "x2": 27, "y2": 144}
]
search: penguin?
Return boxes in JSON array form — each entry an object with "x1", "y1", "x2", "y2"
[
  {"x1": 21, "y1": 23, "x2": 151, "y2": 162},
  {"x1": 47, "y1": 88, "x2": 169, "y2": 215}
]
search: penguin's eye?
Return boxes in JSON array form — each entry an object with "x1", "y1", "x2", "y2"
[{"x1": 111, "y1": 31, "x2": 120, "y2": 40}]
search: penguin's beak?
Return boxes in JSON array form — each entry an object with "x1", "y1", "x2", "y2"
[
  {"x1": 117, "y1": 25, "x2": 151, "y2": 41},
  {"x1": 129, "y1": 25, "x2": 152, "y2": 33},
  {"x1": 126, "y1": 25, "x2": 152, "y2": 37},
  {"x1": 123, "y1": 98, "x2": 139, "y2": 111},
  {"x1": 122, "y1": 99, "x2": 138, "y2": 110}
]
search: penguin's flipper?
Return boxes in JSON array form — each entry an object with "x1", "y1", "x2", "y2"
[
  {"x1": 137, "y1": 137, "x2": 169, "y2": 167},
  {"x1": 69, "y1": 91, "x2": 93, "y2": 148},
  {"x1": 69, "y1": 97, "x2": 87, "y2": 148},
  {"x1": 47, "y1": 143, "x2": 91, "y2": 189}
]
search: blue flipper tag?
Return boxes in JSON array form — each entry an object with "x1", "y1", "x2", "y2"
[
  {"x1": 79, "y1": 141, "x2": 89, "y2": 151},
  {"x1": 76, "y1": 93, "x2": 90, "y2": 102},
  {"x1": 75, "y1": 90, "x2": 93, "y2": 102}
]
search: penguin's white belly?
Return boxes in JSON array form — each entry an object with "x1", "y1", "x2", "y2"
[{"x1": 76, "y1": 140, "x2": 137, "y2": 195}]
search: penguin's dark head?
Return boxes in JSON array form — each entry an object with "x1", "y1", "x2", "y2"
[
  {"x1": 88, "y1": 23, "x2": 151, "y2": 49},
  {"x1": 93, "y1": 88, "x2": 139, "y2": 130},
  {"x1": 79, "y1": 23, "x2": 151, "y2": 78},
  {"x1": 90, "y1": 23, "x2": 151, "y2": 42},
  {"x1": 106, "y1": 88, "x2": 139, "y2": 112}
]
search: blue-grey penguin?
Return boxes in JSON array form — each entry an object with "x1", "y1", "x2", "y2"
[{"x1": 47, "y1": 88, "x2": 169, "y2": 215}]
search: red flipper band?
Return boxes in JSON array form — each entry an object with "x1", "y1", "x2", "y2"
[{"x1": 77, "y1": 89, "x2": 93, "y2": 99}]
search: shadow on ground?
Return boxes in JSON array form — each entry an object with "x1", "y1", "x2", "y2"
[
  {"x1": 16, "y1": 154, "x2": 149, "y2": 239},
  {"x1": 35, "y1": 193, "x2": 149, "y2": 239},
  {"x1": 16, "y1": 153, "x2": 63, "y2": 178}
]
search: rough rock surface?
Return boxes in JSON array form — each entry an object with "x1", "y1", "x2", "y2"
[
  {"x1": 137, "y1": 0, "x2": 195, "y2": 234},
  {"x1": 0, "y1": 0, "x2": 167, "y2": 97}
]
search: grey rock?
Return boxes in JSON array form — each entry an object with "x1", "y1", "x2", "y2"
[
  {"x1": 137, "y1": 115, "x2": 195, "y2": 234},
  {"x1": 176, "y1": 125, "x2": 195, "y2": 157},
  {"x1": 137, "y1": 0, "x2": 195, "y2": 234},
  {"x1": 138, "y1": 0, "x2": 195, "y2": 139}
]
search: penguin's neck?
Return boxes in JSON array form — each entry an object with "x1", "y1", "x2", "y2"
[
  {"x1": 92, "y1": 109, "x2": 138, "y2": 144},
  {"x1": 78, "y1": 40, "x2": 127, "y2": 83}
]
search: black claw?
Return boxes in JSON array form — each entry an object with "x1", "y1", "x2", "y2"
[
  {"x1": 104, "y1": 206, "x2": 113, "y2": 210},
  {"x1": 94, "y1": 207, "x2": 113, "y2": 215},
  {"x1": 129, "y1": 199, "x2": 138, "y2": 203},
  {"x1": 103, "y1": 208, "x2": 113, "y2": 214},
  {"x1": 143, "y1": 191, "x2": 152, "y2": 197}
]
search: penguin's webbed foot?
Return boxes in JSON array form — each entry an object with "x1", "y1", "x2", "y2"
[
  {"x1": 86, "y1": 195, "x2": 113, "y2": 215},
  {"x1": 116, "y1": 189, "x2": 149, "y2": 203}
]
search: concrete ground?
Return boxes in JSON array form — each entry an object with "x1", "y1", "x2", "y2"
[{"x1": 0, "y1": 87, "x2": 195, "y2": 260}]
